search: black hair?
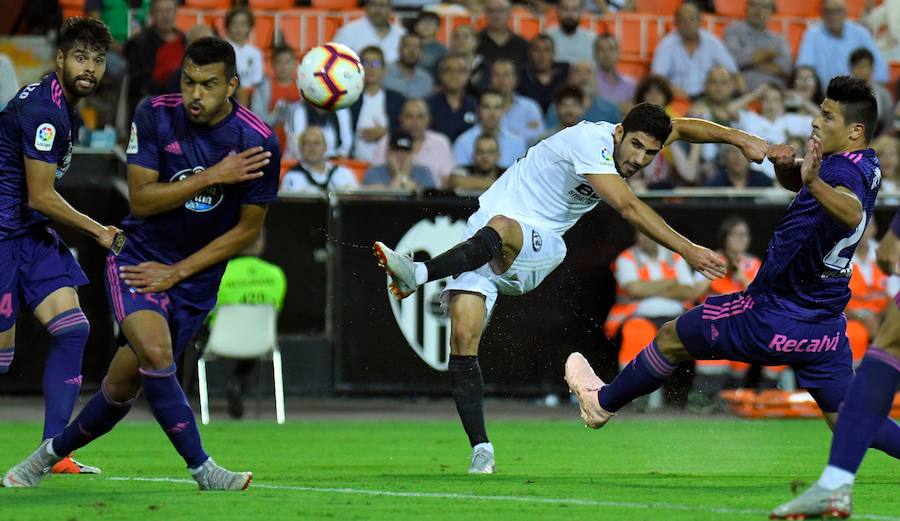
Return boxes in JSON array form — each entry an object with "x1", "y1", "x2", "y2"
[
  {"x1": 826, "y1": 75, "x2": 878, "y2": 143},
  {"x1": 530, "y1": 33, "x2": 554, "y2": 50},
  {"x1": 849, "y1": 47, "x2": 874, "y2": 66},
  {"x1": 555, "y1": 84, "x2": 584, "y2": 105},
  {"x1": 225, "y1": 6, "x2": 254, "y2": 30},
  {"x1": 437, "y1": 52, "x2": 467, "y2": 72},
  {"x1": 479, "y1": 88, "x2": 503, "y2": 106},
  {"x1": 271, "y1": 44, "x2": 295, "y2": 61},
  {"x1": 58, "y1": 16, "x2": 112, "y2": 54},
  {"x1": 633, "y1": 74, "x2": 674, "y2": 106},
  {"x1": 475, "y1": 133, "x2": 499, "y2": 146},
  {"x1": 621, "y1": 102, "x2": 673, "y2": 145},
  {"x1": 717, "y1": 216, "x2": 749, "y2": 250},
  {"x1": 415, "y1": 10, "x2": 440, "y2": 24},
  {"x1": 789, "y1": 65, "x2": 824, "y2": 104},
  {"x1": 183, "y1": 37, "x2": 237, "y2": 80},
  {"x1": 360, "y1": 45, "x2": 384, "y2": 61}
]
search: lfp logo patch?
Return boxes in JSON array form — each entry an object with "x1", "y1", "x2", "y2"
[
  {"x1": 600, "y1": 147, "x2": 612, "y2": 162},
  {"x1": 35, "y1": 123, "x2": 56, "y2": 152}
]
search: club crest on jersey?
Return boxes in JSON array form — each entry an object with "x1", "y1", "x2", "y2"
[
  {"x1": 532, "y1": 229, "x2": 542, "y2": 252},
  {"x1": 600, "y1": 147, "x2": 612, "y2": 162},
  {"x1": 127, "y1": 123, "x2": 138, "y2": 154},
  {"x1": 35, "y1": 123, "x2": 55, "y2": 151},
  {"x1": 171, "y1": 167, "x2": 223, "y2": 212}
]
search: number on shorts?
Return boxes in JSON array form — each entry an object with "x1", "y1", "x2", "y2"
[
  {"x1": 823, "y1": 212, "x2": 867, "y2": 271},
  {"x1": 0, "y1": 293, "x2": 12, "y2": 318}
]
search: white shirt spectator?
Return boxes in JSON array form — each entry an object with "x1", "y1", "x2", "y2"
[
  {"x1": 651, "y1": 29, "x2": 738, "y2": 98},
  {"x1": 503, "y1": 95, "x2": 545, "y2": 145},
  {"x1": 546, "y1": 26, "x2": 594, "y2": 64},
  {"x1": 796, "y1": 20, "x2": 889, "y2": 87},
  {"x1": 453, "y1": 124, "x2": 526, "y2": 168},
  {"x1": 284, "y1": 102, "x2": 354, "y2": 160},
  {"x1": 227, "y1": 39, "x2": 264, "y2": 89},
  {"x1": 280, "y1": 160, "x2": 358, "y2": 193},
  {"x1": 371, "y1": 130, "x2": 457, "y2": 188},
  {"x1": 353, "y1": 89, "x2": 388, "y2": 162},
  {"x1": 736, "y1": 110, "x2": 813, "y2": 178},
  {"x1": 615, "y1": 246, "x2": 694, "y2": 318},
  {"x1": 0, "y1": 53, "x2": 19, "y2": 111},
  {"x1": 333, "y1": 17, "x2": 406, "y2": 64}
]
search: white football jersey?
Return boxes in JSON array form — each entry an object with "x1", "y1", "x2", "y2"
[{"x1": 478, "y1": 121, "x2": 619, "y2": 235}]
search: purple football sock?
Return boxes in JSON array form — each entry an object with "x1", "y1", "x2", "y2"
[
  {"x1": 0, "y1": 346, "x2": 14, "y2": 374},
  {"x1": 42, "y1": 309, "x2": 89, "y2": 439},
  {"x1": 52, "y1": 377, "x2": 134, "y2": 456},
  {"x1": 599, "y1": 340, "x2": 677, "y2": 412},
  {"x1": 141, "y1": 364, "x2": 209, "y2": 469},
  {"x1": 829, "y1": 348, "x2": 900, "y2": 473}
]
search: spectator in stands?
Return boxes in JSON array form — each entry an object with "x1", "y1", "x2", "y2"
[
  {"x1": 363, "y1": 130, "x2": 435, "y2": 191},
  {"x1": 547, "y1": 0, "x2": 594, "y2": 64},
  {"x1": 284, "y1": 100, "x2": 353, "y2": 160},
  {"x1": 704, "y1": 144, "x2": 773, "y2": 188},
  {"x1": 281, "y1": 127, "x2": 358, "y2": 194},
  {"x1": 849, "y1": 47, "x2": 895, "y2": 134},
  {"x1": 489, "y1": 59, "x2": 544, "y2": 144},
  {"x1": 453, "y1": 89, "x2": 527, "y2": 169},
  {"x1": 723, "y1": 0, "x2": 791, "y2": 91},
  {"x1": 125, "y1": 0, "x2": 185, "y2": 119},
  {"x1": 537, "y1": 85, "x2": 587, "y2": 142},
  {"x1": 225, "y1": 6, "x2": 264, "y2": 107},
  {"x1": 427, "y1": 53, "x2": 478, "y2": 142},
  {"x1": 586, "y1": 0, "x2": 636, "y2": 15},
  {"x1": 688, "y1": 65, "x2": 739, "y2": 178},
  {"x1": 477, "y1": 0, "x2": 529, "y2": 69},
  {"x1": 0, "y1": 53, "x2": 19, "y2": 111},
  {"x1": 784, "y1": 65, "x2": 823, "y2": 117},
  {"x1": 517, "y1": 34, "x2": 569, "y2": 114},
  {"x1": 796, "y1": 0, "x2": 889, "y2": 88},
  {"x1": 733, "y1": 83, "x2": 813, "y2": 179},
  {"x1": 414, "y1": 11, "x2": 446, "y2": 73},
  {"x1": 251, "y1": 45, "x2": 301, "y2": 154},
  {"x1": 371, "y1": 99, "x2": 456, "y2": 188},
  {"x1": 164, "y1": 25, "x2": 216, "y2": 94},
  {"x1": 593, "y1": 34, "x2": 636, "y2": 112},
  {"x1": 862, "y1": 0, "x2": 900, "y2": 61},
  {"x1": 209, "y1": 227, "x2": 287, "y2": 419},
  {"x1": 650, "y1": 1, "x2": 737, "y2": 99},
  {"x1": 350, "y1": 46, "x2": 406, "y2": 162},
  {"x1": 872, "y1": 135, "x2": 899, "y2": 192},
  {"x1": 449, "y1": 25, "x2": 485, "y2": 90},
  {"x1": 448, "y1": 134, "x2": 504, "y2": 190},
  {"x1": 333, "y1": 0, "x2": 406, "y2": 63},
  {"x1": 846, "y1": 222, "x2": 891, "y2": 363},
  {"x1": 544, "y1": 60, "x2": 620, "y2": 128},
  {"x1": 383, "y1": 33, "x2": 434, "y2": 100}
]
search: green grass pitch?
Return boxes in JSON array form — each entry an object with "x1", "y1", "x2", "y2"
[{"x1": 1, "y1": 418, "x2": 898, "y2": 520}]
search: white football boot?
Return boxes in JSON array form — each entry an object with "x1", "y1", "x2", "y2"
[
  {"x1": 2, "y1": 439, "x2": 61, "y2": 488},
  {"x1": 373, "y1": 241, "x2": 418, "y2": 299},
  {"x1": 468, "y1": 443, "x2": 495, "y2": 474},
  {"x1": 190, "y1": 458, "x2": 253, "y2": 491},
  {"x1": 565, "y1": 352, "x2": 615, "y2": 429},
  {"x1": 770, "y1": 483, "x2": 852, "y2": 519}
]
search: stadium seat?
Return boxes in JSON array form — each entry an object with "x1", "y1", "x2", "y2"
[
  {"x1": 254, "y1": 14, "x2": 276, "y2": 51},
  {"x1": 635, "y1": 0, "x2": 681, "y2": 15},
  {"x1": 846, "y1": 319, "x2": 869, "y2": 363},
  {"x1": 184, "y1": 0, "x2": 233, "y2": 8},
  {"x1": 311, "y1": 0, "x2": 359, "y2": 10},
  {"x1": 889, "y1": 60, "x2": 900, "y2": 86},
  {"x1": 175, "y1": 10, "x2": 206, "y2": 33},
  {"x1": 198, "y1": 304, "x2": 285, "y2": 425},
  {"x1": 713, "y1": 0, "x2": 747, "y2": 18},
  {"x1": 845, "y1": 0, "x2": 875, "y2": 18},
  {"x1": 510, "y1": 7, "x2": 541, "y2": 40},
  {"x1": 249, "y1": 0, "x2": 295, "y2": 8},
  {"x1": 616, "y1": 56, "x2": 651, "y2": 79},
  {"x1": 279, "y1": 10, "x2": 343, "y2": 52},
  {"x1": 774, "y1": 0, "x2": 820, "y2": 17}
]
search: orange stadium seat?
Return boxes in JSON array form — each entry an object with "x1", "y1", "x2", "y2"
[
  {"x1": 175, "y1": 10, "x2": 207, "y2": 33},
  {"x1": 774, "y1": 0, "x2": 820, "y2": 17},
  {"x1": 279, "y1": 11, "x2": 343, "y2": 53},
  {"x1": 311, "y1": 0, "x2": 359, "y2": 10},
  {"x1": 713, "y1": 0, "x2": 747, "y2": 18},
  {"x1": 617, "y1": 56, "x2": 651, "y2": 79},
  {"x1": 845, "y1": 0, "x2": 877, "y2": 18},
  {"x1": 702, "y1": 14, "x2": 730, "y2": 39},
  {"x1": 889, "y1": 61, "x2": 900, "y2": 86},
  {"x1": 510, "y1": 7, "x2": 541, "y2": 40},
  {"x1": 184, "y1": 0, "x2": 233, "y2": 8},
  {"x1": 846, "y1": 319, "x2": 870, "y2": 363},
  {"x1": 249, "y1": 0, "x2": 295, "y2": 8},
  {"x1": 635, "y1": 0, "x2": 681, "y2": 15},
  {"x1": 253, "y1": 15, "x2": 276, "y2": 50}
]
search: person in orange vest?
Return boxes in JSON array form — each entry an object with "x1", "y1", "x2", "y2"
[
  {"x1": 846, "y1": 222, "x2": 891, "y2": 363},
  {"x1": 250, "y1": 45, "x2": 301, "y2": 155}
]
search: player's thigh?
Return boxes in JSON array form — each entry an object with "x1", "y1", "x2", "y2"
[
  {"x1": 657, "y1": 318, "x2": 694, "y2": 362},
  {"x1": 32, "y1": 286, "x2": 80, "y2": 325},
  {"x1": 448, "y1": 291, "x2": 488, "y2": 356},
  {"x1": 485, "y1": 215, "x2": 524, "y2": 274},
  {"x1": 872, "y1": 303, "x2": 900, "y2": 359},
  {"x1": 120, "y1": 310, "x2": 175, "y2": 370},
  {"x1": 0, "y1": 324, "x2": 15, "y2": 348},
  {"x1": 103, "y1": 346, "x2": 142, "y2": 401}
]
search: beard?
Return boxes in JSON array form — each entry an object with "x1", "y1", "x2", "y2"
[
  {"x1": 560, "y1": 18, "x2": 579, "y2": 34},
  {"x1": 62, "y1": 66, "x2": 98, "y2": 98}
]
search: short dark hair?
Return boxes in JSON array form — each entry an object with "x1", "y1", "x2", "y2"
[
  {"x1": 183, "y1": 37, "x2": 237, "y2": 81},
  {"x1": 225, "y1": 6, "x2": 254, "y2": 30},
  {"x1": 415, "y1": 10, "x2": 440, "y2": 25},
  {"x1": 849, "y1": 47, "x2": 874, "y2": 66},
  {"x1": 360, "y1": 45, "x2": 384, "y2": 61},
  {"x1": 58, "y1": 17, "x2": 112, "y2": 54},
  {"x1": 633, "y1": 74, "x2": 674, "y2": 106},
  {"x1": 717, "y1": 216, "x2": 749, "y2": 250},
  {"x1": 621, "y1": 102, "x2": 673, "y2": 145},
  {"x1": 826, "y1": 75, "x2": 878, "y2": 142},
  {"x1": 530, "y1": 33, "x2": 554, "y2": 50},
  {"x1": 555, "y1": 85, "x2": 584, "y2": 105},
  {"x1": 789, "y1": 65, "x2": 824, "y2": 104},
  {"x1": 437, "y1": 52, "x2": 467, "y2": 72},
  {"x1": 271, "y1": 44, "x2": 295, "y2": 61},
  {"x1": 475, "y1": 133, "x2": 499, "y2": 147},
  {"x1": 479, "y1": 88, "x2": 503, "y2": 106}
]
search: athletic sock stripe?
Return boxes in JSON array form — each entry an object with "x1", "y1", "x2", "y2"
[
  {"x1": 139, "y1": 364, "x2": 177, "y2": 378},
  {"x1": 866, "y1": 347, "x2": 900, "y2": 373},
  {"x1": 643, "y1": 343, "x2": 675, "y2": 377},
  {"x1": 47, "y1": 314, "x2": 89, "y2": 335}
]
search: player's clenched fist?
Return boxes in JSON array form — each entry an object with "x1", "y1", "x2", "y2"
[
  {"x1": 204, "y1": 146, "x2": 271, "y2": 185},
  {"x1": 767, "y1": 143, "x2": 796, "y2": 169},
  {"x1": 685, "y1": 245, "x2": 727, "y2": 281}
]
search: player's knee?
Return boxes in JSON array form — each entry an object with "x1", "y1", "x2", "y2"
[
  {"x1": 450, "y1": 328, "x2": 480, "y2": 355},
  {"x1": 139, "y1": 344, "x2": 175, "y2": 371},
  {"x1": 656, "y1": 320, "x2": 691, "y2": 362},
  {"x1": 486, "y1": 215, "x2": 516, "y2": 241},
  {"x1": 103, "y1": 376, "x2": 141, "y2": 403}
]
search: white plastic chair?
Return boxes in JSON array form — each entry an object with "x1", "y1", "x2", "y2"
[{"x1": 197, "y1": 304, "x2": 285, "y2": 424}]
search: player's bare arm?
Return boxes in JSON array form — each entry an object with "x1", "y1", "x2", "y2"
[
  {"x1": 127, "y1": 147, "x2": 270, "y2": 218},
  {"x1": 120, "y1": 204, "x2": 267, "y2": 293},
  {"x1": 876, "y1": 228, "x2": 900, "y2": 274},
  {"x1": 24, "y1": 157, "x2": 119, "y2": 248},
  {"x1": 623, "y1": 280, "x2": 677, "y2": 299},
  {"x1": 801, "y1": 136, "x2": 863, "y2": 230},
  {"x1": 588, "y1": 174, "x2": 726, "y2": 280},
  {"x1": 666, "y1": 117, "x2": 768, "y2": 164},
  {"x1": 767, "y1": 143, "x2": 803, "y2": 192}
]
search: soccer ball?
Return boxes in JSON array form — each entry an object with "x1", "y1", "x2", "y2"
[{"x1": 297, "y1": 43, "x2": 365, "y2": 111}]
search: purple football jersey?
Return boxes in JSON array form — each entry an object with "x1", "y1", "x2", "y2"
[
  {"x1": 748, "y1": 149, "x2": 881, "y2": 321},
  {"x1": 0, "y1": 73, "x2": 75, "y2": 240},
  {"x1": 122, "y1": 94, "x2": 280, "y2": 305}
]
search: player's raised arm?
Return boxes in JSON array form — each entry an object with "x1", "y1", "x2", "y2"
[
  {"x1": 767, "y1": 143, "x2": 803, "y2": 192},
  {"x1": 666, "y1": 117, "x2": 767, "y2": 164},
  {"x1": 587, "y1": 174, "x2": 726, "y2": 280},
  {"x1": 801, "y1": 136, "x2": 863, "y2": 230}
]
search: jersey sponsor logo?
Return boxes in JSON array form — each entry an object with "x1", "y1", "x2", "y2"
[
  {"x1": 171, "y1": 167, "x2": 224, "y2": 212},
  {"x1": 532, "y1": 229, "x2": 542, "y2": 252},
  {"x1": 34, "y1": 123, "x2": 55, "y2": 151},
  {"x1": 568, "y1": 182, "x2": 601, "y2": 204},
  {"x1": 388, "y1": 216, "x2": 468, "y2": 371},
  {"x1": 126, "y1": 123, "x2": 138, "y2": 154}
]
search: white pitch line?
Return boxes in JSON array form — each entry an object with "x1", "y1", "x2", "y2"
[{"x1": 104, "y1": 476, "x2": 900, "y2": 521}]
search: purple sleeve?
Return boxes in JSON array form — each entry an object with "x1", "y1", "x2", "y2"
[
  {"x1": 820, "y1": 156, "x2": 867, "y2": 204},
  {"x1": 126, "y1": 99, "x2": 160, "y2": 171},
  {"x1": 890, "y1": 211, "x2": 900, "y2": 237},
  {"x1": 240, "y1": 136, "x2": 280, "y2": 205},
  {"x1": 19, "y1": 101, "x2": 69, "y2": 164}
]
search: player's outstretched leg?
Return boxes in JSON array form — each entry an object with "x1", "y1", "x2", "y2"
[
  {"x1": 448, "y1": 292, "x2": 494, "y2": 474},
  {"x1": 374, "y1": 216, "x2": 512, "y2": 299}
]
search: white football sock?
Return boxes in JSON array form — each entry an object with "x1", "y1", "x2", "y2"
[
  {"x1": 45, "y1": 440, "x2": 59, "y2": 458},
  {"x1": 817, "y1": 465, "x2": 855, "y2": 490},
  {"x1": 414, "y1": 262, "x2": 428, "y2": 285}
]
